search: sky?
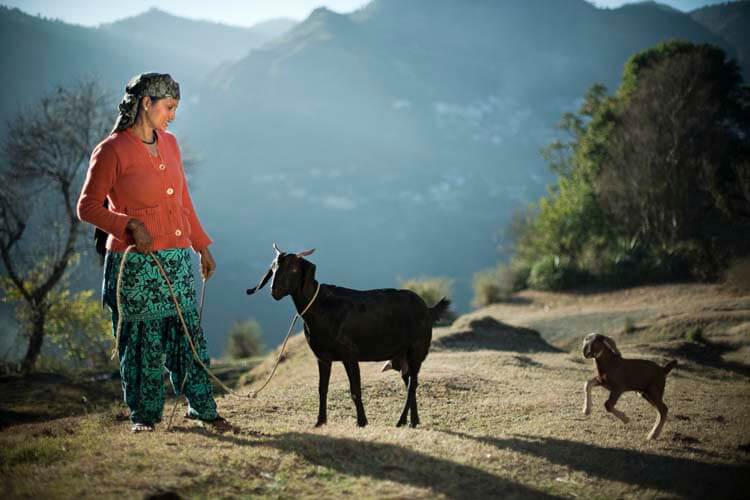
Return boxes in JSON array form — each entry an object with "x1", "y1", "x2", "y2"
[{"x1": 1, "y1": 0, "x2": 732, "y2": 27}]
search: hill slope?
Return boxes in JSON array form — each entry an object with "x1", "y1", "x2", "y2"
[
  {"x1": 691, "y1": 0, "x2": 750, "y2": 79},
  {"x1": 2, "y1": 283, "x2": 747, "y2": 498},
  {"x1": 100, "y1": 8, "x2": 295, "y2": 66}
]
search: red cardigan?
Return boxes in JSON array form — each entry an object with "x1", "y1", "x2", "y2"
[{"x1": 77, "y1": 128, "x2": 212, "y2": 252}]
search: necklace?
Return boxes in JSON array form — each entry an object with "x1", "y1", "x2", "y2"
[{"x1": 141, "y1": 131, "x2": 156, "y2": 145}]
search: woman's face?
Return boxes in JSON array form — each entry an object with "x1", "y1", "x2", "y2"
[{"x1": 143, "y1": 97, "x2": 179, "y2": 131}]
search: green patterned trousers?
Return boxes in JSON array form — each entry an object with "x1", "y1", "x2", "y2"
[{"x1": 103, "y1": 248, "x2": 218, "y2": 425}]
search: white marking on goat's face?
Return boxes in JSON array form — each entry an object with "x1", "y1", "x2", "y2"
[
  {"x1": 270, "y1": 254, "x2": 301, "y2": 300},
  {"x1": 582, "y1": 333, "x2": 599, "y2": 359}
]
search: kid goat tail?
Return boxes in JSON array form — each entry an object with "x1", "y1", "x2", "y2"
[
  {"x1": 430, "y1": 298, "x2": 451, "y2": 324},
  {"x1": 663, "y1": 359, "x2": 678, "y2": 374}
]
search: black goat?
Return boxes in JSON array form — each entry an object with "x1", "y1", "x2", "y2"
[{"x1": 247, "y1": 244, "x2": 450, "y2": 428}]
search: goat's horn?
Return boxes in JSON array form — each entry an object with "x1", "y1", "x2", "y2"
[
  {"x1": 296, "y1": 248, "x2": 316, "y2": 258},
  {"x1": 273, "y1": 242, "x2": 283, "y2": 255}
]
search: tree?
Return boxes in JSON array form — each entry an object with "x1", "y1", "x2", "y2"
[
  {"x1": 0, "y1": 81, "x2": 110, "y2": 374},
  {"x1": 1, "y1": 269, "x2": 112, "y2": 370},
  {"x1": 595, "y1": 41, "x2": 750, "y2": 249},
  {"x1": 225, "y1": 320, "x2": 265, "y2": 359}
]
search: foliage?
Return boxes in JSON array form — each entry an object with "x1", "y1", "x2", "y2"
[
  {"x1": 400, "y1": 276, "x2": 455, "y2": 324},
  {"x1": 509, "y1": 40, "x2": 750, "y2": 291},
  {"x1": 0, "y1": 80, "x2": 110, "y2": 373},
  {"x1": 527, "y1": 255, "x2": 582, "y2": 291},
  {"x1": 471, "y1": 263, "x2": 528, "y2": 307},
  {"x1": 1, "y1": 256, "x2": 112, "y2": 370},
  {"x1": 225, "y1": 320, "x2": 265, "y2": 359},
  {"x1": 399, "y1": 276, "x2": 453, "y2": 307},
  {"x1": 472, "y1": 268, "x2": 507, "y2": 308}
]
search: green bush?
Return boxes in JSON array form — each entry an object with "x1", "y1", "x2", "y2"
[
  {"x1": 399, "y1": 277, "x2": 453, "y2": 307},
  {"x1": 471, "y1": 263, "x2": 529, "y2": 307},
  {"x1": 472, "y1": 268, "x2": 506, "y2": 308},
  {"x1": 225, "y1": 320, "x2": 265, "y2": 359},
  {"x1": 400, "y1": 277, "x2": 455, "y2": 324},
  {"x1": 527, "y1": 256, "x2": 581, "y2": 291},
  {"x1": 508, "y1": 261, "x2": 531, "y2": 291}
]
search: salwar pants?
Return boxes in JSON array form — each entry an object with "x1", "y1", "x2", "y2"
[{"x1": 103, "y1": 248, "x2": 218, "y2": 425}]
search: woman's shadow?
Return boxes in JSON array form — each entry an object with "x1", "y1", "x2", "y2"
[{"x1": 175, "y1": 426, "x2": 559, "y2": 499}]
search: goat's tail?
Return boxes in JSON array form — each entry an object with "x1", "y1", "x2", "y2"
[
  {"x1": 429, "y1": 298, "x2": 451, "y2": 324},
  {"x1": 663, "y1": 359, "x2": 678, "y2": 375}
]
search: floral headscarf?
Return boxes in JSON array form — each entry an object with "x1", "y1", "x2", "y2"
[{"x1": 111, "y1": 72, "x2": 180, "y2": 133}]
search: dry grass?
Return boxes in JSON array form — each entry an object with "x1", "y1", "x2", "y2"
[{"x1": 1, "y1": 284, "x2": 749, "y2": 499}]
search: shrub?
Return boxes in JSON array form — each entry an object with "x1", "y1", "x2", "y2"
[
  {"x1": 399, "y1": 277, "x2": 453, "y2": 307},
  {"x1": 225, "y1": 320, "x2": 265, "y2": 359},
  {"x1": 400, "y1": 276, "x2": 455, "y2": 325},
  {"x1": 527, "y1": 255, "x2": 581, "y2": 291},
  {"x1": 508, "y1": 260, "x2": 532, "y2": 291},
  {"x1": 472, "y1": 268, "x2": 505, "y2": 308}
]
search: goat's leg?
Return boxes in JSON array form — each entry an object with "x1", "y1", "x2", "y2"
[
  {"x1": 647, "y1": 400, "x2": 668, "y2": 440},
  {"x1": 604, "y1": 391, "x2": 629, "y2": 424},
  {"x1": 643, "y1": 389, "x2": 668, "y2": 440},
  {"x1": 408, "y1": 372, "x2": 420, "y2": 428},
  {"x1": 343, "y1": 361, "x2": 368, "y2": 427},
  {"x1": 583, "y1": 377, "x2": 600, "y2": 415},
  {"x1": 408, "y1": 359, "x2": 422, "y2": 428},
  {"x1": 315, "y1": 360, "x2": 331, "y2": 427},
  {"x1": 397, "y1": 374, "x2": 412, "y2": 427}
]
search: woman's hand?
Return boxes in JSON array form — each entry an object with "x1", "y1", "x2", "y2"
[
  {"x1": 198, "y1": 247, "x2": 216, "y2": 280},
  {"x1": 126, "y1": 218, "x2": 153, "y2": 254}
]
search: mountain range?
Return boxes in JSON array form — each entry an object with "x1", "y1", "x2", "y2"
[{"x1": 0, "y1": 0, "x2": 748, "y2": 357}]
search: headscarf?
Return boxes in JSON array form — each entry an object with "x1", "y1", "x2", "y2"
[{"x1": 111, "y1": 72, "x2": 181, "y2": 133}]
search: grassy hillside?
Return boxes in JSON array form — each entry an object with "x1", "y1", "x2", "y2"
[{"x1": 1, "y1": 283, "x2": 748, "y2": 498}]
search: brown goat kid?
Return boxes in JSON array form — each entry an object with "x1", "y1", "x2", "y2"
[{"x1": 582, "y1": 333, "x2": 677, "y2": 440}]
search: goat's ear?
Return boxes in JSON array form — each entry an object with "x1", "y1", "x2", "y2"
[
  {"x1": 601, "y1": 336, "x2": 621, "y2": 357},
  {"x1": 246, "y1": 267, "x2": 273, "y2": 295},
  {"x1": 300, "y1": 259, "x2": 317, "y2": 292},
  {"x1": 296, "y1": 248, "x2": 315, "y2": 258}
]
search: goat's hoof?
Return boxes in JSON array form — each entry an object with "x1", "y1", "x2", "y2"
[
  {"x1": 396, "y1": 419, "x2": 407, "y2": 427},
  {"x1": 314, "y1": 419, "x2": 327, "y2": 428},
  {"x1": 409, "y1": 422, "x2": 419, "y2": 428},
  {"x1": 583, "y1": 407, "x2": 590, "y2": 416},
  {"x1": 621, "y1": 416, "x2": 630, "y2": 425},
  {"x1": 357, "y1": 419, "x2": 368, "y2": 427}
]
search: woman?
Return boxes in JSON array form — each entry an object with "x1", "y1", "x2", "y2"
[{"x1": 78, "y1": 73, "x2": 230, "y2": 432}]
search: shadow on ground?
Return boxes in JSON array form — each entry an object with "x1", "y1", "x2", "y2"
[
  {"x1": 434, "y1": 316, "x2": 561, "y2": 353},
  {"x1": 649, "y1": 340, "x2": 750, "y2": 378},
  {"x1": 172, "y1": 427, "x2": 560, "y2": 499},
  {"x1": 442, "y1": 431, "x2": 749, "y2": 499}
]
